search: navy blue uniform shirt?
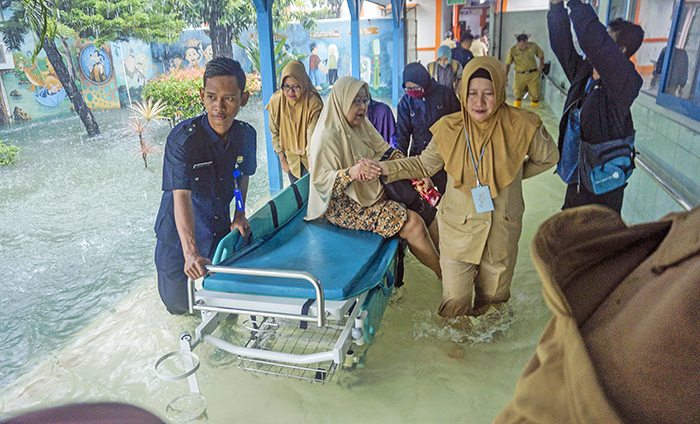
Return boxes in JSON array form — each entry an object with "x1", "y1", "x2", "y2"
[
  {"x1": 155, "y1": 114, "x2": 257, "y2": 259},
  {"x1": 451, "y1": 45, "x2": 474, "y2": 68}
]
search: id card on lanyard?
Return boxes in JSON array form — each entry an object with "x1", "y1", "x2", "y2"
[
  {"x1": 466, "y1": 132, "x2": 495, "y2": 213},
  {"x1": 232, "y1": 156, "x2": 245, "y2": 212}
]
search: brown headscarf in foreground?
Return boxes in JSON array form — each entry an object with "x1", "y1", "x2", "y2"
[
  {"x1": 1, "y1": 402, "x2": 165, "y2": 424},
  {"x1": 494, "y1": 205, "x2": 700, "y2": 424},
  {"x1": 264, "y1": 60, "x2": 323, "y2": 156},
  {"x1": 306, "y1": 77, "x2": 389, "y2": 220},
  {"x1": 430, "y1": 56, "x2": 541, "y2": 198}
]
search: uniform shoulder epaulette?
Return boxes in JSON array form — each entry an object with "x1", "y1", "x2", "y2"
[
  {"x1": 236, "y1": 120, "x2": 254, "y2": 131},
  {"x1": 170, "y1": 117, "x2": 200, "y2": 143},
  {"x1": 236, "y1": 120, "x2": 256, "y2": 137}
]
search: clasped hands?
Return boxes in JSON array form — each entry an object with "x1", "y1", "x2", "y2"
[{"x1": 349, "y1": 158, "x2": 387, "y2": 182}]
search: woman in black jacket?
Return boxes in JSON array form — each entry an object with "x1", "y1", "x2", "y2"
[{"x1": 395, "y1": 63, "x2": 461, "y2": 195}]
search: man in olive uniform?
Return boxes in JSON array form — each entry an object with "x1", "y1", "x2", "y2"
[{"x1": 505, "y1": 34, "x2": 545, "y2": 107}]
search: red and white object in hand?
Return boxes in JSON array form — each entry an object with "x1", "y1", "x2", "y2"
[{"x1": 411, "y1": 178, "x2": 441, "y2": 207}]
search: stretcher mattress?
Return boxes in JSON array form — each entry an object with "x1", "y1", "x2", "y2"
[{"x1": 203, "y1": 206, "x2": 391, "y2": 301}]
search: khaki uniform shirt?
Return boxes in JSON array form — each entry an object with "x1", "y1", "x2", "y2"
[
  {"x1": 470, "y1": 39, "x2": 488, "y2": 56},
  {"x1": 440, "y1": 38, "x2": 457, "y2": 49},
  {"x1": 494, "y1": 205, "x2": 700, "y2": 424},
  {"x1": 270, "y1": 112, "x2": 320, "y2": 177},
  {"x1": 384, "y1": 124, "x2": 558, "y2": 263},
  {"x1": 506, "y1": 42, "x2": 544, "y2": 73}
]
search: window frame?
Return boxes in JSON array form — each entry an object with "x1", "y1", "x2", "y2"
[{"x1": 656, "y1": 0, "x2": 700, "y2": 122}]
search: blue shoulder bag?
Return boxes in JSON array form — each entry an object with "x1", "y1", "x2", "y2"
[{"x1": 579, "y1": 133, "x2": 635, "y2": 195}]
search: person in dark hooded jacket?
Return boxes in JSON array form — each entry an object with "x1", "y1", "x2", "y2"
[
  {"x1": 396, "y1": 62, "x2": 461, "y2": 195},
  {"x1": 548, "y1": 0, "x2": 644, "y2": 214}
]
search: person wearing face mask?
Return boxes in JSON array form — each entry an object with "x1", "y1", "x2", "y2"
[
  {"x1": 396, "y1": 62, "x2": 460, "y2": 197},
  {"x1": 265, "y1": 60, "x2": 324, "y2": 183},
  {"x1": 305, "y1": 77, "x2": 442, "y2": 280},
  {"x1": 366, "y1": 57, "x2": 559, "y2": 318},
  {"x1": 428, "y1": 45, "x2": 463, "y2": 92}
]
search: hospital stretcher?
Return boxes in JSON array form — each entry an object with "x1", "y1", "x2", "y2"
[{"x1": 156, "y1": 175, "x2": 400, "y2": 387}]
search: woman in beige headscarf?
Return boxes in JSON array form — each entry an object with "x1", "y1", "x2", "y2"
[
  {"x1": 370, "y1": 56, "x2": 559, "y2": 318},
  {"x1": 265, "y1": 60, "x2": 323, "y2": 183},
  {"x1": 306, "y1": 76, "x2": 441, "y2": 278}
]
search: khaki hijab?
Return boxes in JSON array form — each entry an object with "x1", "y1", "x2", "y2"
[
  {"x1": 431, "y1": 56, "x2": 541, "y2": 198},
  {"x1": 265, "y1": 60, "x2": 323, "y2": 155},
  {"x1": 306, "y1": 77, "x2": 389, "y2": 220}
]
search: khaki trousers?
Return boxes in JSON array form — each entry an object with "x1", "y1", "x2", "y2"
[
  {"x1": 513, "y1": 71, "x2": 541, "y2": 102},
  {"x1": 438, "y1": 254, "x2": 515, "y2": 318}
]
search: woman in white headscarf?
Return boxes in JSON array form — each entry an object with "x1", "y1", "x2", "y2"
[
  {"x1": 265, "y1": 60, "x2": 324, "y2": 183},
  {"x1": 306, "y1": 77, "x2": 441, "y2": 278}
]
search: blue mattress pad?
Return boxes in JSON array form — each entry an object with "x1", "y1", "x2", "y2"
[{"x1": 203, "y1": 207, "x2": 389, "y2": 301}]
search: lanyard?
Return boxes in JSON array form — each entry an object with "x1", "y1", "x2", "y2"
[
  {"x1": 465, "y1": 132, "x2": 487, "y2": 187},
  {"x1": 232, "y1": 167, "x2": 244, "y2": 212}
]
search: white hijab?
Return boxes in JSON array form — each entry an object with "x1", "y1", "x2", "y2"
[{"x1": 306, "y1": 77, "x2": 389, "y2": 220}]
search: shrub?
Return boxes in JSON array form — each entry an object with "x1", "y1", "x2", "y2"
[
  {"x1": 246, "y1": 72, "x2": 262, "y2": 96},
  {"x1": 142, "y1": 68, "x2": 263, "y2": 125},
  {"x1": 142, "y1": 68, "x2": 204, "y2": 124},
  {"x1": 0, "y1": 140, "x2": 20, "y2": 166}
]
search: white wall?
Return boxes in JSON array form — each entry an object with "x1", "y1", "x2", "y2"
[
  {"x1": 416, "y1": 0, "x2": 438, "y2": 65},
  {"x1": 635, "y1": 0, "x2": 676, "y2": 71},
  {"x1": 459, "y1": 8, "x2": 482, "y2": 35}
]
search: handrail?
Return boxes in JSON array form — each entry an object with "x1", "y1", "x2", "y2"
[
  {"x1": 635, "y1": 155, "x2": 694, "y2": 211},
  {"x1": 188, "y1": 265, "x2": 326, "y2": 327},
  {"x1": 545, "y1": 73, "x2": 568, "y2": 96}
]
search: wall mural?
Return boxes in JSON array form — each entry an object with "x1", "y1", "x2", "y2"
[
  {"x1": 1, "y1": 18, "x2": 395, "y2": 124},
  {"x1": 111, "y1": 39, "x2": 157, "y2": 106},
  {"x1": 149, "y1": 30, "x2": 213, "y2": 75},
  {"x1": 74, "y1": 38, "x2": 120, "y2": 110},
  {"x1": 1, "y1": 41, "x2": 72, "y2": 122},
  {"x1": 273, "y1": 18, "x2": 395, "y2": 97}
]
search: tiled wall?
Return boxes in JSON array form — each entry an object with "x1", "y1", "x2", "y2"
[{"x1": 543, "y1": 78, "x2": 698, "y2": 224}]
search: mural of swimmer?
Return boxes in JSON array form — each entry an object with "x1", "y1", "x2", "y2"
[
  {"x1": 327, "y1": 44, "x2": 338, "y2": 87},
  {"x1": 88, "y1": 49, "x2": 107, "y2": 82},
  {"x1": 79, "y1": 45, "x2": 112, "y2": 84}
]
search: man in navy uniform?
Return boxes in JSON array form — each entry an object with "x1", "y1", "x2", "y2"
[{"x1": 154, "y1": 57, "x2": 257, "y2": 314}]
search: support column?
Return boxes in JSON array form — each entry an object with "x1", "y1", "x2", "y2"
[
  {"x1": 391, "y1": 0, "x2": 406, "y2": 106},
  {"x1": 252, "y1": 0, "x2": 284, "y2": 192},
  {"x1": 347, "y1": 0, "x2": 363, "y2": 79}
]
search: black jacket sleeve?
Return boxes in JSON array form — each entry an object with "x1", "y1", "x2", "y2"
[
  {"x1": 548, "y1": 1, "x2": 588, "y2": 84},
  {"x1": 568, "y1": 0, "x2": 642, "y2": 110},
  {"x1": 395, "y1": 96, "x2": 413, "y2": 155}
]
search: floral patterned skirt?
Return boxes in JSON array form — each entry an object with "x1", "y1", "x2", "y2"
[{"x1": 325, "y1": 193, "x2": 407, "y2": 238}]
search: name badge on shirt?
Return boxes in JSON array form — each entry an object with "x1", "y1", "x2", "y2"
[
  {"x1": 471, "y1": 185, "x2": 494, "y2": 213},
  {"x1": 193, "y1": 161, "x2": 212, "y2": 170}
]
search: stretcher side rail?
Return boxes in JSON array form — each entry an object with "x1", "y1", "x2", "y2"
[{"x1": 188, "y1": 265, "x2": 326, "y2": 327}]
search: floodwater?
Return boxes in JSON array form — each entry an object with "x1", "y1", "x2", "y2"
[{"x1": 0, "y1": 97, "x2": 567, "y2": 423}]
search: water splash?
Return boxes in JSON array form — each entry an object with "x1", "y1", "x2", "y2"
[{"x1": 413, "y1": 304, "x2": 515, "y2": 345}]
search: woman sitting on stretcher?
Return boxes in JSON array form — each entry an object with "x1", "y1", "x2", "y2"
[{"x1": 305, "y1": 77, "x2": 441, "y2": 279}]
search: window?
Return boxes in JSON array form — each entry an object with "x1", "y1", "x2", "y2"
[
  {"x1": 657, "y1": 0, "x2": 700, "y2": 121},
  {"x1": 609, "y1": 0, "x2": 630, "y2": 20}
]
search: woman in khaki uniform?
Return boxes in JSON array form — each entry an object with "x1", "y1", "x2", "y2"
[
  {"x1": 265, "y1": 60, "x2": 323, "y2": 183},
  {"x1": 372, "y1": 56, "x2": 558, "y2": 318}
]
